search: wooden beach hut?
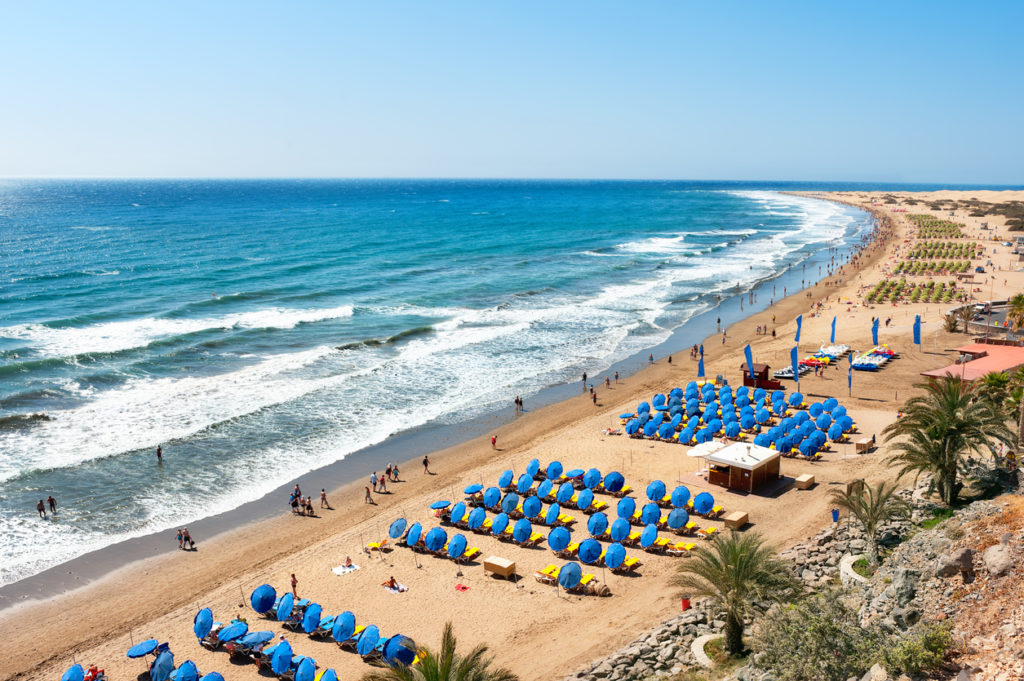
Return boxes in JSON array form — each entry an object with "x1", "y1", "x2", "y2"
[{"x1": 704, "y1": 442, "x2": 781, "y2": 494}]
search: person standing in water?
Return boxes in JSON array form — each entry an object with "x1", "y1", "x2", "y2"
[
  {"x1": 36, "y1": 500, "x2": 46, "y2": 518},
  {"x1": 47, "y1": 496, "x2": 57, "y2": 513},
  {"x1": 156, "y1": 445, "x2": 162, "y2": 463}
]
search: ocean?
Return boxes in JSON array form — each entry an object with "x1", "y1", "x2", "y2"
[{"x1": 0, "y1": 179, "x2": 880, "y2": 586}]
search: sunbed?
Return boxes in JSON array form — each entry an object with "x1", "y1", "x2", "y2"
[
  {"x1": 337, "y1": 625, "x2": 367, "y2": 651},
  {"x1": 565, "y1": 573, "x2": 596, "y2": 594},
  {"x1": 366, "y1": 538, "x2": 391, "y2": 553},
  {"x1": 555, "y1": 542, "x2": 580, "y2": 559},
  {"x1": 612, "y1": 556, "x2": 642, "y2": 574},
  {"x1": 555, "y1": 513, "x2": 576, "y2": 528},
  {"x1": 707, "y1": 505, "x2": 725, "y2": 519},
  {"x1": 697, "y1": 526, "x2": 719, "y2": 540},
  {"x1": 644, "y1": 537, "x2": 671, "y2": 554},
  {"x1": 667, "y1": 541, "x2": 697, "y2": 556},
  {"x1": 455, "y1": 546, "x2": 481, "y2": 563},
  {"x1": 534, "y1": 564, "x2": 558, "y2": 585}
]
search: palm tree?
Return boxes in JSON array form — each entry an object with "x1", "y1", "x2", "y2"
[
  {"x1": 884, "y1": 376, "x2": 1014, "y2": 505},
  {"x1": 977, "y1": 371, "x2": 1011, "y2": 415},
  {"x1": 361, "y1": 622, "x2": 518, "y2": 681},
  {"x1": 1007, "y1": 293, "x2": 1024, "y2": 332},
  {"x1": 673, "y1": 532, "x2": 800, "y2": 657},
  {"x1": 829, "y1": 481, "x2": 910, "y2": 566},
  {"x1": 955, "y1": 305, "x2": 975, "y2": 334}
]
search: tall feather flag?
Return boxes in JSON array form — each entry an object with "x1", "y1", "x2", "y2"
[
  {"x1": 744, "y1": 344, "x2": 754, "y2": 381},
  {"x1": 697, "y1": 344, "x2": 705, "y2": 378},
  {"x1": 913, "y1": 314, "x2": 921, "y2": 346},
  {"x1": 791, "y1": 346, "x2": 799, "y2": 387},
  {"x1": 830, "y1": 316, "x2": 836, "y2": 344},
  {"x1": 795, "y1": 315, "x2": 802, "y2": 343},
  {"x1": 871, "y1": 318, "x2": 879, "y2": 346}
]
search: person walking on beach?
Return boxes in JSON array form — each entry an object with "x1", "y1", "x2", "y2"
[
  {"x1": 365, "y1": 486, "x2": 374, "y2": 504},
  {"x1": 370, "y1": 471, "x2": 378, "y2": 492},
  {"x1": 490, "y1": 435, "x2": 497, "y2": 449},
  {"x1": 320, "y1": 489, "x2": 330, "y2": 509},
  {"x1": 605, "y1": 376, "x2": 610, "y2": 388},
  {"x1": 392, "y1": 464, "x2": 400, "y2": 481},
  {"x1": 176, "y1": 528, "x2": 183, "y2": 549},
  {"x1": 291, "y1": 573, "x2": 298, "y2": 598},
  {"x1": 378, "y1": 475, "x2": 387, "y2": 494},
  {"x1": 423, "y1": 455, "x2": 431, "y2": 474},
  {"x1": 582, "y1": 371, "x2": 587, "y2": 391},
  {"x1": 182, "y1": 527, "x2": 195, "y2": 549},
  {"x1": 614, "y1": 371, "x2": 619, "y2": 383},
  {"x1": 293, "y1": 483, "x2": 302, "y2": 499},
  {"x1": 648, "y1": 353, "x2": 654, "y2": 364},
  {"x1": 47, "y1": 495, "x2": 57, "y2": 513},
  {"x1": 385, "y1": 463, "x2": 393, "y2": 480},
  {"x1": 592, "y1": 392, "x2": 597, "y2": 406}
]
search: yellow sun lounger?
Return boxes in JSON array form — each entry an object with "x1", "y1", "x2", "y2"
[
  {"x1": 367, "y1": 539, "x2": 391, "y2": 552},
  {"x1": 667, "y1": 541, "x2": 697, "y2": 556},
  {"x1": 556, "y1": 541, "x2": 580, "y2": 558},
  {"x1": 698, "y1": 526, "x2": 719, "y2": 540},
  {"x1": 708, "y1": 505, "x2": 724, "y2": 518},
  {"x1": 456, "y1": 547, "x2": 481, "y2": 563}
]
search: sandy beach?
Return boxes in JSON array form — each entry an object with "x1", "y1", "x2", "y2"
[{"x1": 7, "y1": 189, "x2": 1024, "y2": 681}]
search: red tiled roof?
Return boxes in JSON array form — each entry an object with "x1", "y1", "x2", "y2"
[{"x1": 921, "y1": 343, "x2": 1024, "y2": 381}]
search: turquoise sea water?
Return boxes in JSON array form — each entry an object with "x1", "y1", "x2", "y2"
[{"x1": 0, "y1": 179, "x2": 883, "y2": 584}]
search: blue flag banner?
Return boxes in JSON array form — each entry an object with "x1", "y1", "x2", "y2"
[
  {"x1": 913, "y1": 315, "x2": 921, "y2": 345},
  {"x1": 871, "y1": 318, "x2": 879, "y2": 346},
  {"x1": 830, "y1": 316, "x2": 836, "y2": 344},
  {"x1": 697, "y1": 344, "x2": 705, "y2": 378},
  {"x1": 848, "y1": 367, "x2": 852, "y2": 390},
  {"x1": 795, "y1": 315, "x2": 802, "y2": 343},
  {"x1": 791, "y1": 346, "x2": 799, "y2": 385},
  {"x1": 744, "y1": 344, "x2": 754, "y2": 380}
]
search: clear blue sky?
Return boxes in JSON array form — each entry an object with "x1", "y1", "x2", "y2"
[{"x1": 1, "y1": 1, "x2": 1021, "y2": 183}]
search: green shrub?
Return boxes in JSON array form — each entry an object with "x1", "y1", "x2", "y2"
[{"x1": 883, "y1": 622, "x2": 954, "y2": 676}]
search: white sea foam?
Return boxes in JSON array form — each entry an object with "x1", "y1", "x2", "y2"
[{"x1": 0, "y1": 304, "x2": 354, "y2": 357}]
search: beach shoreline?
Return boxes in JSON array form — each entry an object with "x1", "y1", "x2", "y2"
[{"x1": 10, "y1": 188, "x2": 1024, "y2": 681}]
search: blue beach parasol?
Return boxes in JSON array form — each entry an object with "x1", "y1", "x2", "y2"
[
  {"x1": 604, "y1": 543, "x2": 626, "y2": 570},
  {"x1": 808, "y1": 403, "x2": 823, "y2": 418},
  {"x1": 545, "y1": 503, "x2": 560, "y2": 526},
  {"x1": 483, "y1": 487, "x2": 501, "y2": 508},
  {"x1": 271, "y1": 640, "x2": 293, "y2": 675},
  {"x1": 667, "y1": 508, "x2": 689, "y2": 530},
  {"x1": 424, "y1": 527, "x2": 447, "y2": 552},
  {"x1": 641, "y1": 503, "x2": 660, "y2": 525},
  {"x1": 384, "y1": 635, "x2": 418, "y2": 666},
  {"x1": 513, "y1": 518, "x2": 531, "y2": 543},
  {"x1": 670, "y1": 486, "x2": 690, "y2": 508},
  {"x1": 150, "y1": 651, "x2": 174, "y2": 681},
  {"x1": 319, "y1": 671, "x2": 339, "y2": 681},
  {"x1": 610, "y1": 518, "x2": 630, "y2": 542},
  {"x1": 388, "y1": 518, "x2": 407, "y2": 539},
  {"x1": 517, "y1": 474, "x2": 533, "y2": 494},
  {"x1": 576, "y1": 488, "x2": 594, "y2": 511},
  {"x1": 332, "y1": 612, "x2": 356, "y2": 643},
  {"x1": 127, "y1": 639, "x2": 158, "y2": 658},
  {"x1": 693, "y1": 492, "x2": 714, "y2": 515},
  {"x1": 194, "y1": 608, "x2": 213, "y2": 640},
  {"x1": 463, "y1": 484, "x2": 483, "y2": 495},
  {"x1": 174, "y1": 661, "x2": 199, "y2": 681},
  {"x1": 406, "y1": 522, "x2": 422, "y2": 547},
  {"x1": 467, "y1": 506, "x2": 486, "y2": 529},
  {"x1": 526, "y1": 458, "x2": 540, "y2": 478},
  {"x1": 556, "y1": 482, "x2": 574, "y2": 504},
  {"x1": 548, "y1": 526, "x2": 571, "y2": 551},
  {"x1": 218, "y1": 621, "x2": 248, "y2": 642},
  {"x1": 62, "y1": 665, "x2": 85, "y2": 681},
  {"x1": 523, "y1": 495, "x2": 542, "y2": 518},
  {"x1": 450, "y1": 502, "x2": 467, "y2": 524},
  {"x1": 616, "y1": 496, "x2": 636, "y2": 519},
  {"x1": 603, "y1": 471, "x2": 625, "y2": 493},
  {"x1": 302, "y1": 604, "x2": 322, "y2": 635},
  {"x1": 565, "y1": 468, "x2": 584, "y2": 479},
  {"x1": 199, "y1": 674, "x2": 224, "y2": 681},
  {"x1": 500, "y1": 493, "x2": 519, "y2": 514},
  {"x1": 275, "y1": 592, "x2": 294, "y2": 622},
  {"x1": 624, "y1": 419, "x2": 640, "y2": 435},
  {"x1": 498, "y1": 470, "x2": 514, "y2": 488},
  {"x1": 583, "y1": 468, "x2": 602, "y2": 489},
  {"x1": 295, "y1": 659, "x2": 316, "y2": 681},
  {"x1": 558, "y1": 562, "x2": 582, "y2": 590},
  {"x1": 640, "y1": 524, "x2": 658, "y2": 548},
  {"x1": 536, "y1": 479, "x2": 553, "y2": 499},
  {"x1": 578, "y1": 538, "x2": 602, "y2": 564},
  {"x1": 491, "y1": 512, "x2": 510, "y2": 535},
  {"x1": 429, "y1": 501, "x2": 450, "y2": 510},
  {"x1": 619, "y1": 412, "x2": 634, "y2": 419},
  {"x1": 239, "y1": 631, "x2": 273, "y2": 647},
  {"x1": 357, "y1": 626, "x2": 381, "y2": 656},
  {"x1": 448, "y1": 534, "x2": 468, "y2": 559},
  {"x1": 587, "y1": 511, "x2": 608, "y2": 537},
  {"x1": 546, "y1": 461, "x2": 563, "y2": 480}
]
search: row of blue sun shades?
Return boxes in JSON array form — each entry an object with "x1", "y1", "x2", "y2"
[{"x1": 247, "y1": 585, "x2": 417, "y2": 671}]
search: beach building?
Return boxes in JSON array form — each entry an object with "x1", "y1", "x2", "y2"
[
  {"x1": 704, "y1": 442, "x2": 781, "y2": 494},
  {"x1": 921, "y1": 341, "x2": 1024, "y2": 382},
  {"x1": 739, "y1": 362, "x2": 783, "y2": 391}
]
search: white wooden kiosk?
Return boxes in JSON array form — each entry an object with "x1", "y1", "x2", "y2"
[{"x1": 704, "y1": 442, "x2": 781, "y2": 494}]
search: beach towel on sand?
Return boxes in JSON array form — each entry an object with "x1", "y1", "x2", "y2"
[
  {"x1": 383, "y1": 583, "x2": 408, "y2": 593},
  {"x1": 332, "y1": 564, "x2": 361, "y2": 575}
]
